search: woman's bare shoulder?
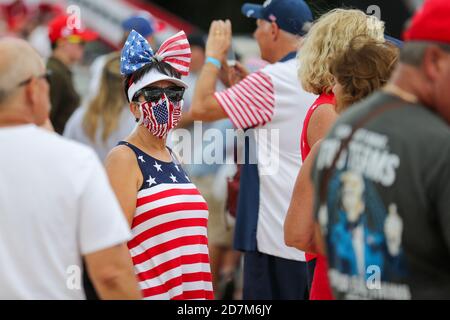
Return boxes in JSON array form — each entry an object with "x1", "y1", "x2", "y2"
[{"x1": 104, "y1": 144, "x2": 137, "y2": 169}]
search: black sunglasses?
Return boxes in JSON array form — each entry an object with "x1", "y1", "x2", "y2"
[
  {"x1": 17, "y1": 70, "x2": 52, "y2": 87},
  {"x1": 133, "y1": 86, "x2": 185, "y2": 103}
]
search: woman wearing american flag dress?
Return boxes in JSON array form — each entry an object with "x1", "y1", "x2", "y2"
[{"x1": 105, "y1": 30, "x2": 213, "y2": 300}]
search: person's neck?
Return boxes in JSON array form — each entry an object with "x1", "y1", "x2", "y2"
[
  {"x1": 387, "y1": 64, "x2": 431, "y2": 106},
  {"x1": 127, "y1": 125, "x2": 171, "y2": 161},
  {"x1": 268, "y1": 37, "x2": 298, "y2": 63},
  {"x1": 52, "y1": 49, "x2": 72, "y2": 67},
  {"x1": 0, "y1": 109, "x2": 34, "y2": 128},
  {"x1": 269, "y1": 47, "x2": 296, "y2": 63}
]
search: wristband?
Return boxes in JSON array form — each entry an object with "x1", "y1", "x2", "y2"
[{"x1": 205, "y1": 56, "x2": 222, "y2": 69}]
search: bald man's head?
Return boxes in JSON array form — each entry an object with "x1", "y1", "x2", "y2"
[
  {"x1": 0, "y1": 38, "x2": 45, "y2": 106},
  {"x1": 0, "y1": 38, "x2": 50, "y2": 126}
]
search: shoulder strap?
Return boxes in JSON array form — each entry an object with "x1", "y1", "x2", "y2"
[
  {"x1": 117, "y1": 140, "x2": 139, "y2": 154},
  {"x1": 319, "y1": 101, "x2": 408, "y2": 205},
  {"x1": 166, "y1": 146, "x2": 184, "y2": 165}
]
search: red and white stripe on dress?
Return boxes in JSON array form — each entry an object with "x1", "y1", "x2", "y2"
[
  {"x1": 128, "y1": 182, "x2": 213, "y2": 300},
  {"x1": 214, "y1": 71, "x2": 275, "y2": 129}
]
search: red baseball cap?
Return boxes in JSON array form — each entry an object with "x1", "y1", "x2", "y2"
[
  {"x1": 38, "y1": 3, "x2": 63, "y2": 16},
  {"x1": 403, "y1": 0, "x2": 450, "y2": 44},
  {"x1": 48, "y1": 14, "x2": 98, "y2": 44}
]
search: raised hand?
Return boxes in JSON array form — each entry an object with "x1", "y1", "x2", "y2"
[{"x1": 205, "y1": 20, "x2": 232, "y2": 62}]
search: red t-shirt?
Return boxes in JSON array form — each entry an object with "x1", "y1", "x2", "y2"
[
  {"x1": 300, "y1": 92, "x2": 335, "y2": 300},
  {"x1": 301, "y1": 93, "x2": 335, "y2": 160}
]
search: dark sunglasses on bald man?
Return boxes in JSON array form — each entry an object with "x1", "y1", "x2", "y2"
[{"x1": 132, "y1": 86, "x2": 185, "y2": 103}]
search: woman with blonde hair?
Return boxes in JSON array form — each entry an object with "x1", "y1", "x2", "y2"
[
  {"x1": 285, "y1": 35, "x2": 399, "y2": 299},
  {"x1": 63, "y1": 52, "x2": 135, "y2": 160},
  {"x1": 298, "y1": 8, "x2": 385, "y2": 159},
  {"x1": 286, "y1": 9, "x2": 386, "y2": 300}
]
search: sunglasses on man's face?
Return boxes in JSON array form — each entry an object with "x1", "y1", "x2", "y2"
[{"x1": 133, "y1": 86, "x2": 185, "y2": 103}]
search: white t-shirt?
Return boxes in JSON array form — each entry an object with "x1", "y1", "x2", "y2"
[
  {"x1": 0, "y1": 125, "x2": 131, "y2": 300},
  {"x1": 215, "y1": 55, "x2": 318, "y2": 261}
]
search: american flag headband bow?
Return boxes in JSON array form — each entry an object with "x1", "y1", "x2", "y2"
[{"x1": 120, "y1": 30, "x2": 191, "y2": 101}]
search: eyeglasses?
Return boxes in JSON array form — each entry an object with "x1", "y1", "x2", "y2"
[
  {"x1": 17, "y1": 70, "x2": 52, "y2": 87},
  {"x1": 133, "y1": 86, "x2": 185, "y2": 103}
]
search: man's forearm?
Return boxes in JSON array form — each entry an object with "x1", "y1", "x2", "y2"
[
  {"x1": 191, "y1": 63, "x2": 221, "y2": 120},
  {"x1": 85, "y1": 244, "x2": 142, "y2": 300},
  {"x1": 93, "y1": 268, "x2": 142, "y2": 300},
  {"x1": 177, "y1": 111, "x2": 195, "y2": 129}
]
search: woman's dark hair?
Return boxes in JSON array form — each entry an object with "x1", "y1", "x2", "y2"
[
  {"x1": 123, "y1": 61, "x2": 182, "y2": 102},
  {"x1": 329, "y1": 35, "x2": 399, "y2": 113}
]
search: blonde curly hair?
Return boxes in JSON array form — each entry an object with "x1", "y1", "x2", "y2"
[{"x1": 298, "y1": 9, "x2": 385, "y2": 95}]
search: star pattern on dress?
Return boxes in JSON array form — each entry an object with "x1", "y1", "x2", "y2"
[
  {"x1": 154, "y1": 161, "x2": 162, "y2": 172},
  {"x1": 146, "y1": 175, "x2": 156, "y2": 187},
  {"x1": 138, "y1": 155, "x2": 146, "y2": 163},
  {"x1": 174, "y1": 164, "x2": 180, "y2": 172},
  {"x1": 169, "y1": 173, "x2": 178, "y2": 183}
]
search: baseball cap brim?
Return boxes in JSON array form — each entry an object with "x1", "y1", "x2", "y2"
[
  {"x1": 241, "y1": 3, "x2": 265, "y2": 19},
  {"x1": 127, "y1": 68, "x2": 188, "y2": 102},
  {"x1": 77, "y1": 29, "x2": 98, "y2": 42}
]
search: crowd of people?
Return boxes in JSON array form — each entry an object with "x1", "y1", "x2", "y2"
[{"x1": 0, "y1": 0, "x2": 449, "y2": 300}]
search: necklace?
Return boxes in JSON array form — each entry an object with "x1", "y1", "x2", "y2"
[{"x1": 383, "y1": 83, "x2": 419, "y2": 104}]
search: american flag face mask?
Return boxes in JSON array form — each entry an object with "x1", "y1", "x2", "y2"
[{"x1": 138, "y1": 94, "x2": 183, "y2": 139}]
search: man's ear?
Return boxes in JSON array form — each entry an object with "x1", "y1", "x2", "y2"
[
  {"x1": 25, "y1": 78, "x2": 39, "y2": 113},
  {"x1": 23, "y1": 78, "x2": 46, "y2": 125},
  {"x1": 271, "y1": 22, "x2": 280, "y2": 41},
  {"x1": 422, "y1": 45, "x2": 444, "y2": 81}
]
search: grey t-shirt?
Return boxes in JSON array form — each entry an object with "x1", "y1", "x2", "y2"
[{"x1": 313, "y1": 91, "x2": 450, "y2": 300}]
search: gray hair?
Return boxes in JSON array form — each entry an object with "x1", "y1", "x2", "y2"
[
  {"x1": 400, "y1": 41, "x2": 450, "y2": 66},
  {"x1": 0, "y1": 38, "x2": 43, "y2": 106}
]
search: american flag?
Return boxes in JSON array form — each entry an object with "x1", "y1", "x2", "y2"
[
  {"x1": 153, "y1": 100, "x2": 169, "y2": 124},
  {"x1": 119, "y1": 141, "x2": 213, "y2": 300},
  {"x1": 142, "y1": 98, "x2": 178, "y2": 138}
]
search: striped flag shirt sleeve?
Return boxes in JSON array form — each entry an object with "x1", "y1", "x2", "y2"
[{"x1": 214, "y1": 71, "x2": 275, "y2": 129}]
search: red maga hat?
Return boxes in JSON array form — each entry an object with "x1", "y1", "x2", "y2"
[
  {"x1": 48, "y1": 14, "x2": 98, "y2": 44},
  {"x1": 403, "y1": 0, "x2": 450, "y2": 44}
]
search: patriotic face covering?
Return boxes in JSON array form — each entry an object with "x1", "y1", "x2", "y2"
[
  {"x1": 138, "y1": 94, "x2": 183, "y2": 139},
  {"x1": 120, "y1": 29, "x2": 190, "y2": 139}
]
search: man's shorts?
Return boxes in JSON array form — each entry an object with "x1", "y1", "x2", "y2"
[{"x1": 243, "y1": 251, "x2": 315, "y2": 300}]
